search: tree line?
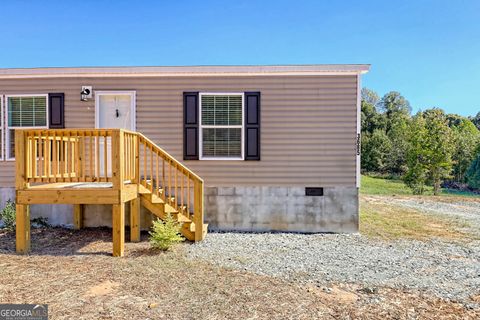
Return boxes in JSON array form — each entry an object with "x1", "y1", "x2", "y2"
[{"x1": 361, "y1": 88, "x2": 480, "y2": 194}]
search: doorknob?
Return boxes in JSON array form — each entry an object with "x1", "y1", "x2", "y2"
[{"x1": 116, "y1": 109, "x2": 120, "y2": 118}]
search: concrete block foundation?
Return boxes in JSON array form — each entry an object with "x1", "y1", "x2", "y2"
[
  {"x1": 205, "y1": 186, "x2": 359, "y2": 233},
  {"x1": 0, "y1": 186, "x2": 359, "y2": 233}
]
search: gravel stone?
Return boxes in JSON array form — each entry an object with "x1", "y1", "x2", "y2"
[
  {"x1": 186, "y1": 232, "x2": 480, "y2": 304},
  {"x1": 187, "y1": 197, "x2": 480, "y2": 306}
]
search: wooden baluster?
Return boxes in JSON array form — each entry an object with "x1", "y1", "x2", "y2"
[
  {"x1": 130, "y1": 135, "x2": 133, "y2": 180},
  {"x1": 26, "y1": 133, "x2": 31, "y2": 180},
  {"x1": 25, "y1": 134, "x2": 30, "y2": 180},
  {"x1": 187, "y1": 175, "x2": 191, "y2": 218},
  {"x1": 162, "y1": 158, "x2": 165, "y2": 199},
  {"x1": 125, "y1": 135, "x2": 128, "y2": 180},
  {"x1": 52, "y1": 131, "x2": 57, "y2": 181},
  {"x1": 68, "y1": 133, "x2": 71, "y2": 178},
  {"x1": 180, "y1": 171, "x2": 184, "y2": 213},
  {"x1": 168, "y1": 159, "x2": 172, "y2": 204},
  {"x1": 134, "y1": 134, "x2": 139, "y2": 184},
  {"x1": 31, "y1": 134, "x2": 34, "y2": 179},
  {"x1": 156, "y1": 151, "x2": 159, "y2": 197},
  {"x1": 74, "y1": 133, "x2": 79, "y2": 181},
  {"x1": 72, "y1": 133, "x2": 76, "y2": 180},
  {"x1": 132, "y1": 135, "x2": 135, "y2": 180},
  {"x1": 45, "y1": 132, "x2": 50, "y2": 179},
  {"x1": 128, "y1": 134, "x2": 131, "y2": 180},
  {"x1": 128, "y1": 135, "x2": 132, "y2": 180},
  {"x1": 150, "y1": 145, "x2": 153, "y2": 192},
  {"x1": 65, "y1": 134, "x2": 68, "y2": 178},
  {"x1": 38, "y1": 134, "x2": 43, "y2": 180},
  {"x1": 95, "y1": 132, "x2": 100, "y2": 180},
  {"x1": 174, "y1": 164, "x2": 178, "y2": 208},
  {"x1": 65, "y1": 132, "x2": 69, "y2": 179},
  {"x1": 67, "y1": 133, "x2": 70, "y2": 179},
  {"x1": 125, "y1": 135, "x2": 129, "y2": 180},
  {"x1": 64, "y1": 133, "x2": 68, "y2": 178},
  {"x1": 80, "y1": 132, "x2": 85, "y2": 181},
  {"x1": 64, "y1": 132, "x2": 68, "y2": 179},
  {"x1": 60, "y1": 131, "x2": 64, "y2": 180},
  {"x1": 143, "y1": 140, "x2": 147, "y2": 186},
  {"x1": 32, "y1": 134, "x2": 37, "y2": 180},
  {"x1": 89, "y1": 132, "x2": 93, "y2": 181},
  {"x1": 104, "y1": 133, "x2": 108, "y2": 181}
]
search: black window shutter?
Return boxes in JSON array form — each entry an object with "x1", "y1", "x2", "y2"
[
  {"x1": 183, "y1": 92, "x2": 199, "y2": 160},
  {"x1": 244, "y1": 92, "x2": 261, "y2": 160},
  {"x1": 48, "y1": 93, "x2": 65, "y2": 128}
]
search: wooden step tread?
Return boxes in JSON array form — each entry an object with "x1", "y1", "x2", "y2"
[
  {"x1": 138, "y1": 184, "x2": 151, "y2": 194},
  {"x1": 181, "y1": 223, "x2": 209, "y2": 241}
]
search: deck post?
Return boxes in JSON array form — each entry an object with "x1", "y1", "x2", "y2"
[
  {"x1": 129, "y1": 197, "x2": 141, "y2": 242},
  {"x1": 111, "y1": 129, "x2": 125, "y2": 191},
  {"x1": 15, "y1": 130, "x2": 28, "y2": 190},
  {"x1": 15, "y1": 204, "x2": 30, "y2": 254},
  {"x1": 193, "y1": 180, "x2": 205, "y2": 241},
  {"x1": 112, "y1": 203, "x2": 125, "y2": 257},
  {"x1": 73, "y1": 204, "x2": 84, "y2": 230}
]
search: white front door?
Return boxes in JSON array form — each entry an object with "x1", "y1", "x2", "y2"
[
  {"x1": 96, "y1": 91, "x2": 136, "y2": 130},
  {"x1": 95, "y1": 91, "x2": 136, "y2": 176}
]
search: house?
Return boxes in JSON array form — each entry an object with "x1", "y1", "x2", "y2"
[{"x1": 0, "y1": 65, "x2": 369, "y2": 255}]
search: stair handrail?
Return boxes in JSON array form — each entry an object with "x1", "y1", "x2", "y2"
[
  {"x1": 121, "y1": 129, "x2": 205, "y2": 241},
  {"x1": 132, "y1": 130, "x2": 203, "y2": 183}
]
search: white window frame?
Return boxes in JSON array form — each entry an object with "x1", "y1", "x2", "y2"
[
  {"x1": 5, "y1": 94, "x2": 49, "y2": 161},
  {"x1": 199, "y1": 92, "x2": 245, "y2": 160}
]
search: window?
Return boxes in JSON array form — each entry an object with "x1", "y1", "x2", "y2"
[
  {"x1": 199, "y1": 93, "x2": 244, "y2": 160},
  {"x1": 6, "y1": 95, "x2": 48, "y2": 159}
]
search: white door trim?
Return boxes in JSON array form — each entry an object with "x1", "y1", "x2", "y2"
[{"x1": 95, "y1": 90, "x2": 136, "y2": 130}]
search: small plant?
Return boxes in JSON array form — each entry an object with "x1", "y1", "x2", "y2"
[
  {"x1": 149, "y1": 214, "x2": 184, "y2": 251},
  {"x1": 0, "y1": 200, "x2": 16, "y2": 231}
]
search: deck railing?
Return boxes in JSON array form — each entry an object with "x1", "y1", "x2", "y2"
[
  {"x1": 17, "y1": 129, "x2": 116, "y2": 184},
  {"x1": 15, "y1": 129, "x2": 204, "y2": 238},
  {"x1": 136, "y1": 132, "x2": 204, "y2": 238}
]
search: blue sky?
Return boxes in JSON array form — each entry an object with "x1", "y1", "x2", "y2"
[{"x1": 0, "y1": 1, "x2": 478, "y2": 116}]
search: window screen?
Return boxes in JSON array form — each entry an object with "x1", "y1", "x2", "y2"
[
  {"x1": 201, "y1": 95, "x2": 243, "y2": 159},
  {"x1": 7, "y1": 95, "x2": 48, "y2": 159},
  {"x1": 8, "y1": 96, "x2": 47, "y2": 127}
]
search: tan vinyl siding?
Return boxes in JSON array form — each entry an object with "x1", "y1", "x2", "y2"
[{"x1": 0, "y1": 75, "x2": 357, "y2": 187}]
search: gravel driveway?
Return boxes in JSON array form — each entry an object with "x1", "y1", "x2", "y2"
[
  {"x1": 386, "y1": 197, "x2": 480, "y2": 235},
  {"x1": 187, "y1": 197, "x2": 480, "y2": 307}
]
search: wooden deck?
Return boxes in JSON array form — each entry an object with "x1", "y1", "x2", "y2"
[{"x1": 14, "y1": 129, "x2": 206, "y2": 257}]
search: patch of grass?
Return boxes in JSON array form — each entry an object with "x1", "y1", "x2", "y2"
[
  {"x1": 360, "y1": 197, "x2": 474, "y2": 241},
  {"x1": 360, "y1": 175, "x2": 414, "y2": 196},
  {"x1": 440, "y1": 188, "x2": 480, "y2": 198},
  {"x1": 361, "y1": 175, "x2": 479, "y2": 198}
]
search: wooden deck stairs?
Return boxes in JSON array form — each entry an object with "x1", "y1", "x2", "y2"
[
  {"x1": 14, "y1": 129, "x2": 207, "y2": 256},
  {"x1": 138, "y1": 183, "x2": 207, "y2": 241}
]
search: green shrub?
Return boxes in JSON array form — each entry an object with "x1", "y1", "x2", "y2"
[
  {"x1": 0, "y1": 200, "x2": 16, "y2": 231},
  {"x1": 149, "y1": 214, "x2": 184, "y2": 251}
]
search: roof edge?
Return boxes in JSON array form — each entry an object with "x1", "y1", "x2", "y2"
[{"x1": 0, "y1": 64, "x2": 370, "y2": 78}]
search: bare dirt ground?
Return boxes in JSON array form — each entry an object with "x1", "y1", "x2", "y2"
[{"x1": 0, "y1": 227, "x2": 479, "y2": 319}]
